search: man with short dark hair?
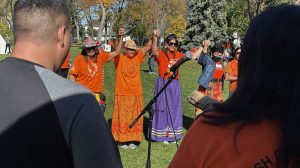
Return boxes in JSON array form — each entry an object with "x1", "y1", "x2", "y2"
[{"x1": 0, "y1": 0, "x2": 122, "y2": 167}]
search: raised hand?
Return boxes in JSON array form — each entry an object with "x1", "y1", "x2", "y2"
[
  {"x1": 118, "y1": 28, "x2": 125, "y2": 36},
  {"x1": 153, "y1": 29, "x2": 161, "y2": 37},
  {"x1": 202, "y1": 40, "x2": 211, "y2": 47}
]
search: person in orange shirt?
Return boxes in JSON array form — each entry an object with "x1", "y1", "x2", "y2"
[
  {"x1": 69, "y1": 28, "x2": 124, "y2": 111},
  {"x1": 169, "y1": 5, "x2": 300, "y2": 168},
  {"x1": 225, "y1": 47, "x2": 240, "y2": 96},
  {"x1": 57, "y1": 52, "x2": 71, "y2": 78},
  {"x1": 111, "y1": 38, "x2": 152, "y2": 149}
]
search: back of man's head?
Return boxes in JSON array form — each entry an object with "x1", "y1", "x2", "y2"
[{"x1": 13, "y1": 0, "x2": 70, "y2": 44}]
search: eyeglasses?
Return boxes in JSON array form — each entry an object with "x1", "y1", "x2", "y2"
[{"x1": 169, "y1": 42, "x2": 177, "y2": 46}]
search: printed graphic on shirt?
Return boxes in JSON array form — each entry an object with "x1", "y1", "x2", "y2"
[
  {"x1": 253, "y1": 149, "x2": 280, "y2": 168},
  {"x1": 122, "y1": 59, "x2": 139, "y2": 78},
  {"x1": 87, "y1": 61, "x2": 98, "y2": 77},
  {"x1": 167, "y1": 59, "x2": 178, "y2": 69}
]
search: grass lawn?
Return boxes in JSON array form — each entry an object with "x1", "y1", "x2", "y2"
[{"x1": 1, "y1": 47, "x2": 229, "y2": 168}]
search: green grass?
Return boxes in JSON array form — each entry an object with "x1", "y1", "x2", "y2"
[
  {"x1": 1, "y1": 47, "x2": 229, "y2": 168},
  {"x1": 0, "y1": 54, "x2": 7, "y2": 60}
]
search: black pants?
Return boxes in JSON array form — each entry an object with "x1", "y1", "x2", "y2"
[{"x1": 5, "y1": 44, "x2": 11, "y2": 54}]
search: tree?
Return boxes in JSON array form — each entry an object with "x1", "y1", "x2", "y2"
[
  {"x1": 165, "y1": 15, "x2": 186, "y2": 40},
  {"x1": 68, "y1": 0, "x2": 85, "y2": 43},
  {"x1": 245, "y1": 0, "x2": 294, "y2": 21},
  {"x1": 226, "y1": 0, "x2": 294, "y2": 37},
  {"x1": 0, "y1": 0, "x2": 15, "y2": 32},
  {"x1": 165, "y1": 0, "x2": 187, "y2": 40},
  {"x1": 184, "y1": 0, "x2": 228, "y2": 49},
  {"x1": 118, "y1": 0, "x2": 187, "y2": 45},
  {"x1": 80, "y1": 0, "x2": 114, "y2": 41}
]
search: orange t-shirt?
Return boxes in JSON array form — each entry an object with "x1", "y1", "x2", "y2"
[
  {"x1": 212, "y1": 61, "x2": 224, "y2": 80},
  {"x1": 69, "y1": 51, "x2": 110, "y2": 93},
  {"x1": 60, "y1": 52, "x2": 70, "y2": 69},
  {"x1": 226, "y1": 60, "x2": 238, "y2": 92},
  {"x1": 154, "y1": 50, "x2": 184, "y2": 80},
  {"x1": 169, "y1": 115, "x2": 281, "y2": 168},
  {"x1": 114, "y1": 50, "x2": 144, "y2": 95}
]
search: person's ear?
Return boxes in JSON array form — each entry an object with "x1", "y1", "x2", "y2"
[{"x1": 57, "y1": 26, "x2": 67, "y2": 48}]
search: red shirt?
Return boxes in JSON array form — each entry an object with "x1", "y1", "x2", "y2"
[
  {"x1": 212, "y1": 62, "x2": 224, "y2": 80},
  {"x1": 169, "y1": 115, "x2": 281, "y2": 168},
  {"x1": 154, "y1": 50, "x2": 184, "y2": 80}
]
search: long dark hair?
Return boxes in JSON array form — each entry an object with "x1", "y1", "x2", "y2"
[
  {"x1": 202, "y1": 5, "x2": 300, "y2": 167},
  {"x1": 228, "y1": 47, "x2": 241, "y2": 61},
  {"x1": 81, "y1": 48, "x2": 100, "y2": 62},
  {"x1": 233, "y1": 47, "x2": 241, "y2": 58},
  {"x1": 163, "y1": 33, "x2": 178, "y2": 61}
]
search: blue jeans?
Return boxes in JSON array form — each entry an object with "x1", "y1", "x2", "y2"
[
  {"x1": 148, "y1": 56, "x2": 155, "y2": 73},
  {"x1": 197, "y1": 53, "x2": 216, "y2": 89}
]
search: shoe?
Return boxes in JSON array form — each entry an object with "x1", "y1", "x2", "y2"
[
  {"x1": 119, "y1": 144, "x2": 128, "y2": 149},
  {"x1": 128, "y1": 143, "x2": 138, "y2": 149},
  {"x1": 163, "y1": 141, "x2": 169, "y2": 144}
]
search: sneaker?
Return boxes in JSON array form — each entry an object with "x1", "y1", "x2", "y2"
[
  {"x1": 128, "y1": 143, "x2": 138, "y2": 149},
  {"x1": 163, "y1": 141, "x2": 169, "y2": 144},
  {"x1": 119, "y1": 144, "x2": 128, "y2": 149}
]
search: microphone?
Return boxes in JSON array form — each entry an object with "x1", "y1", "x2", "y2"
[{"x1": 165, "y1": 51, "x2": 193, "y2": 76}]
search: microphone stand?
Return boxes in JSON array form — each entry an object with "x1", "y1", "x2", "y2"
[{"x1": 129, "y1": 71, "x2": 179, "y2": 168}]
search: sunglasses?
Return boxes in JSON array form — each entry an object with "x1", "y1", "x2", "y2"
[
  {"x1": 86, "y1": 47, "x2": 96, "y2": 50},
  {"x1": 168, "y1": 42, "x2": 177, "y2": 46},
  {"x1": 126, "y1": 48, "x2": 136, "y2": 52}
]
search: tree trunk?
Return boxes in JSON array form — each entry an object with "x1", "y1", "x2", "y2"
[
  {"x1": 108, "y1": 16, "x2": 118, "y2": 40},
  {"x1": 105, "y1": 22, "x2": 108, "y2": 44},
  {"x1": 246, "y1": 0, "x2": 253, "y2": 21},
  {"x1": 74, "y1": 19, "x2": 80, "y2": 43},
  {"x1": 108, "y1": 0, "x2": 125, "y2": 41},
  {"x1": 97, "y1": 3, "x2": 106, "y2": 43}
]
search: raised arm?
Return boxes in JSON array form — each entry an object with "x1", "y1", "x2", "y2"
[
  {"x1": 151, "y1": 30, "x2": 160, "y2": 57},
  {"x1": 141, "y1": 39, "x2": 152, "y2": 57},
  {"x1": 191, "y1": 40, "x2": 210, "y2": 60},
  {"x1": 107, "y1": 28, "x2": 125, "y2": 61}
]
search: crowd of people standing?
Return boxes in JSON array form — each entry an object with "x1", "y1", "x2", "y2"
[{"x1": 2, "y1": 0, "x2": 300, "y2": 167}]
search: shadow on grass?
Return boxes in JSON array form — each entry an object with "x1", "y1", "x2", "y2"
[
  {"x1": 143, "y1": 115, "x2": 195, "y2": 141},
  {"x1": 107, "y1": 116, "x2": 151, "y2": 140},
  {"x1": 141, "y1": 69, "x2": 150, "y2": 73},
  {"x1": 107, "y1": 118, "x2": 112, "y2": 128},
  {"x1": 183, "y1": 115, "x2": 195, "y2": 130},
  {"x1": 143, "y1": 116, "x2": 150, "y2": 141}
]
